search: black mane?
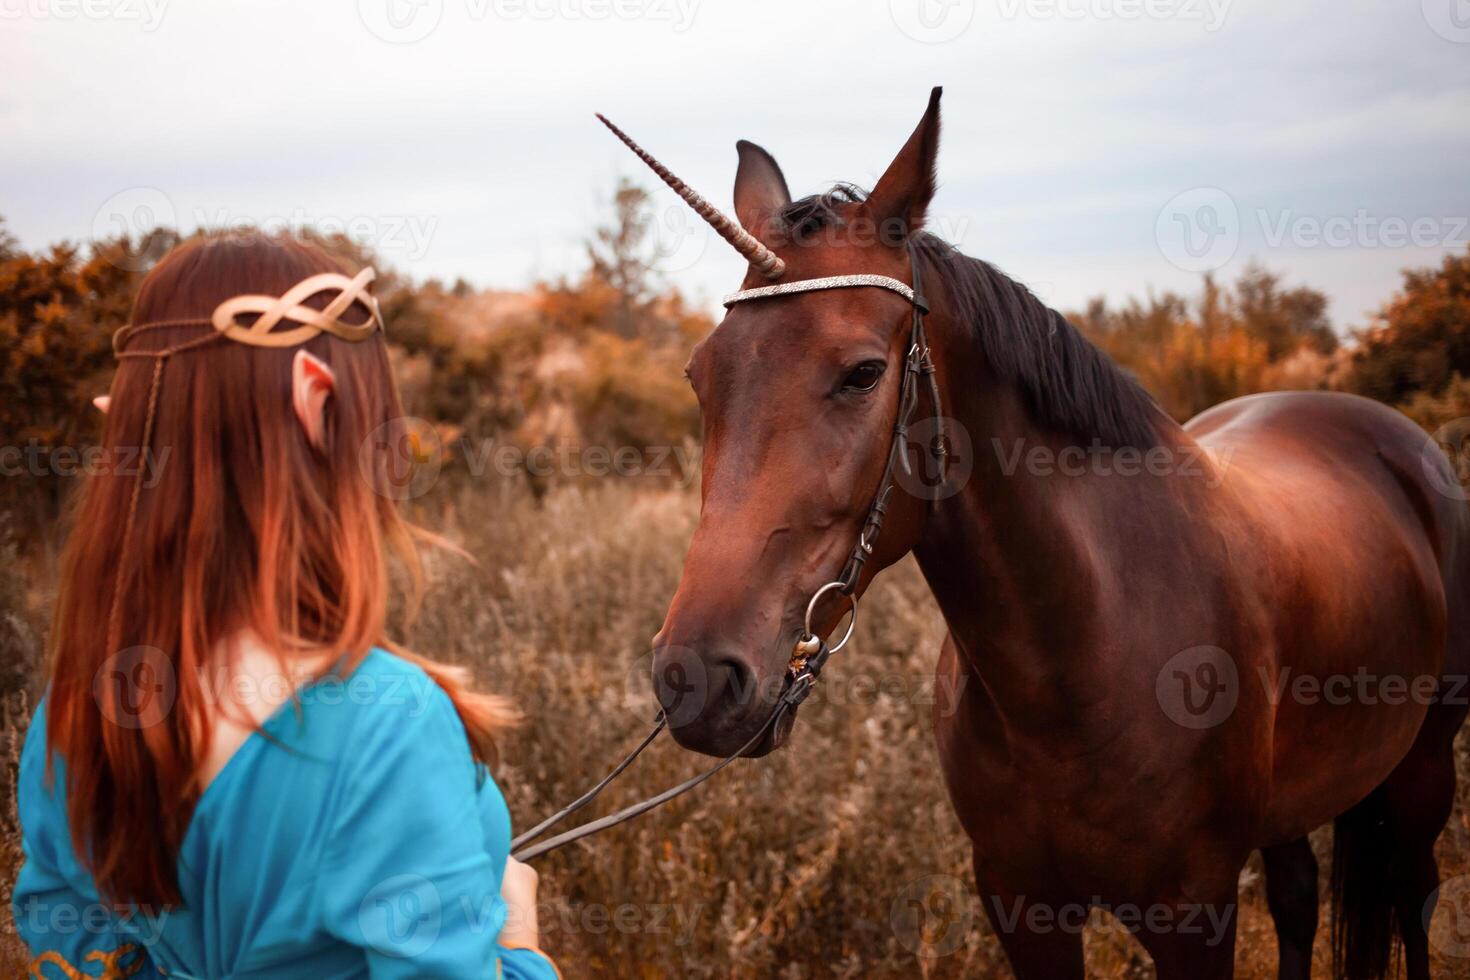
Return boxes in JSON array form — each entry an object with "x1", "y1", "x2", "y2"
[{"x1": 775, "y1": 187, "x2": 1163, "y2": 449}]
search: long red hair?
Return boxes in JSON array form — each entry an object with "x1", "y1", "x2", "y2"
[{"x1": 45, "y1": 234, "x2": 513, "y2": 907}]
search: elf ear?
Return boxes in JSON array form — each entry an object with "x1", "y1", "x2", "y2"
[
  {"x1": 291, "y1": 349, "x2": 336, "y2": 452},
  {"x1": 93, "y1": 395, "x2": 111, "y2": 414}
]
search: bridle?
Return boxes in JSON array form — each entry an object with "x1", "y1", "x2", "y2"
[{"x1": 511, "y1": 246, "x2": 946, "y2": 863}]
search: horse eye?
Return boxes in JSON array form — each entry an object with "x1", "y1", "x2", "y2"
[{"x1": 841, "y1": 361, "x2": 886, "y2": 393}]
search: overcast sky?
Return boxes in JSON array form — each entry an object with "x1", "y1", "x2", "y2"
[{"x1": 4, "y1": 0, "x2": 1467, "y2": 328}]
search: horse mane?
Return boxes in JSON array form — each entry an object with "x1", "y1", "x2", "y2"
[{"x1": 776, "y1": 186, "x2": 1165, "y2": 450}]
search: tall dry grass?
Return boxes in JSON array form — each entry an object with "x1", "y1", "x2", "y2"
[{"x1": 4, "y1": 480, "x2": 1470, "y2": 976}]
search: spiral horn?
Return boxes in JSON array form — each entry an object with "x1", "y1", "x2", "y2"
[{"x1": 595, "y1": 113, "x2": 786, "y2": 281}]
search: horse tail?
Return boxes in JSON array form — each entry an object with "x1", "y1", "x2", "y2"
[{"x1": 1331, "y1": 787, "x2": 1399, "y2": 980}]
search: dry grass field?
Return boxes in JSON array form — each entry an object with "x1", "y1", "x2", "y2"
[{"x1": 4, "y1": 479, "x2": 1470, "y2": 978}]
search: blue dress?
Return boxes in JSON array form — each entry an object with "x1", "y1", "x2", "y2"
[{"x1": 14, "y1": 649, "x2": 561, "y2": 979}]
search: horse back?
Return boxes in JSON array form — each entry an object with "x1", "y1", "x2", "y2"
[{"x1": 1186, "y1": 390, "x2": 1470, "y2": 838}]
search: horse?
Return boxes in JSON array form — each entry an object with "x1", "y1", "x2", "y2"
[{"x1": 625, "y1": 88, "x2": 1470, "y2": 978}]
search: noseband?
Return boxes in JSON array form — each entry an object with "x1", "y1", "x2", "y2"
[{"x1": 512, "y1": 247, "x2": 946, "y2": 862}]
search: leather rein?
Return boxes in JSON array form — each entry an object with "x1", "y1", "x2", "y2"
[{"x1": 512, "y1": 247, "x2": 945, "y2": 863}]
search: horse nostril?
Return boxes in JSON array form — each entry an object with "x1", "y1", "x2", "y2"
[
  {"x1": 651, "y1": 645, "x2": 763, "y2": 732},
  {"x1": 711, "y1": 655, "x2": 758, "y2": 717},
  {"x1": 653, "y1": 646, "x2": 719, "y2": 729}
]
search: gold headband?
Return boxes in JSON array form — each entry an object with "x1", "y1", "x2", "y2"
[{"x1": 112, "y1": 266, "x2": 384, "y2": 358}]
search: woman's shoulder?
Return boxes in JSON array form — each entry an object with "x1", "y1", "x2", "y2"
[
  {"x1": 326, "y1": 646, "x2": 446, "y2": 707},
  {"x1": 305, "y1": 648, "x2": 472, "y2": 762}
]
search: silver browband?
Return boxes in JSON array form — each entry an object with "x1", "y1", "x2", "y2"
[{"x1": 723, "y1": 274, "x2": 924, "y2": 311}]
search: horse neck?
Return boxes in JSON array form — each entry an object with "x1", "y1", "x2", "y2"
[{"x1": 910, "y1": 294, "x2": 1205, "y2": 718}]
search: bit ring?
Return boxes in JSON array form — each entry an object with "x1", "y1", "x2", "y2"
[{"x1": 801, "y1": 580, "x2": 858, "y2": 655}]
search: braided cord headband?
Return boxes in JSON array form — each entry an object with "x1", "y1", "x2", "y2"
[
  {"x1": 112, "y1": 267, "x2": 382, "y2": 356},
  {"x1": 723, "y1": 274, "x2": 926, "y2": 312},
  {"x1": 103, "y1": 266, "x2": 384, "y2": 669}
]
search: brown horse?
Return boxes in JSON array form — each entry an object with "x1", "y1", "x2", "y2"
[{"x1": 640, "y1": 88, "x2": 1470, "y2": 978}]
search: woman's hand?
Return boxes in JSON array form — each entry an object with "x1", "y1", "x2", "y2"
[{"x1": 498, "y1": 857, "x2": 541, "y2": 949}]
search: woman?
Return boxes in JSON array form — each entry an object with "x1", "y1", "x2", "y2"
[{"x1": 13, "y1": 235, "x2": 560, "y2": 978}]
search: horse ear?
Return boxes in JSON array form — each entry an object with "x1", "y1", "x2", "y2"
[
  {"x1": 866, "y1": 86, "x2": 942, "y2": 243},
  {"x1": 733, "y1": 140, "x2": 792, "y2": 235}
]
